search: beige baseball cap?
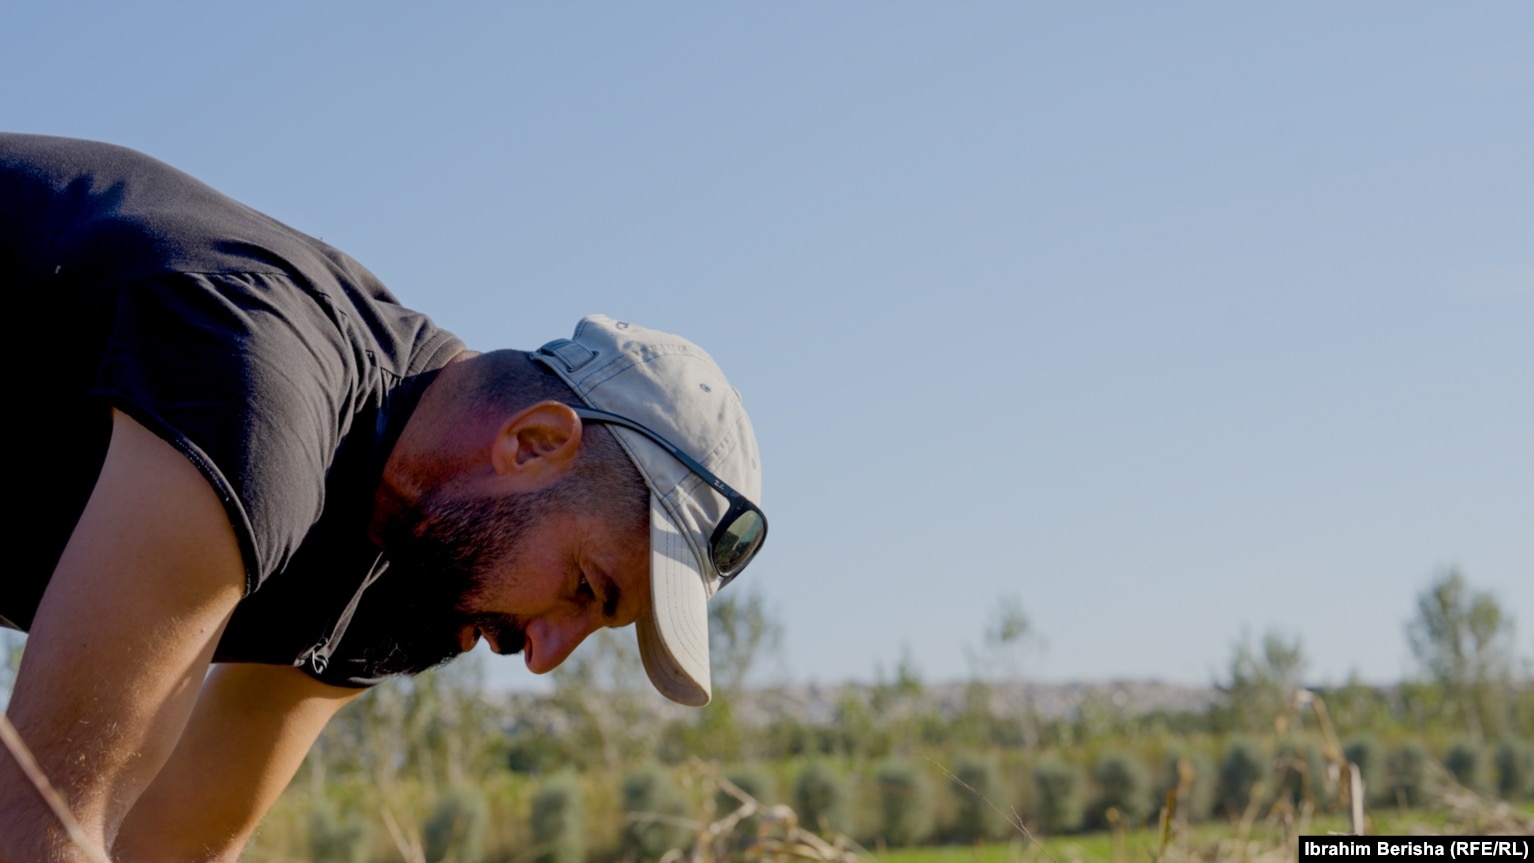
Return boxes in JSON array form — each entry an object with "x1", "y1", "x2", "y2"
[{"x1": 533, "y1": 315, "x2": 765, "y2": 706}]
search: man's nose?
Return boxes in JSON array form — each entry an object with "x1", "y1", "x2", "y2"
[{"x1": 523, "y1": 616, "x2": 599, "y2": 674}]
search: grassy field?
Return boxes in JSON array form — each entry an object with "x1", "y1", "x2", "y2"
[
  {"x1": 871, "y1": 805, "x2": 1534, "y2": 863},
  {"x1": 242, "y1": 743, "x2": 1534, "y2": 863}
]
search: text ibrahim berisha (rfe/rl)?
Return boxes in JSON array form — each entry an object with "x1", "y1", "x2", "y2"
[{"x1": 1301, "y1": 837, "x2": 1531, "y2": 860}]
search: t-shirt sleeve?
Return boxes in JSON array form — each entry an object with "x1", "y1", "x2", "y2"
[{"x1": 91, "y1": 272, "x2": 362, "y2": 594}]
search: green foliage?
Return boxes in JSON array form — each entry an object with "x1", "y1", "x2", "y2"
[
  {"x1": 1443, "y1": 740, "x2": 1492, "y2": 795},
  {"x1": 663, "y1": 590, "x2": 784, "y2": 766},
  {"x1": 1407, "y1": 570, "x2": 1517, "y2": 738},
  {"x1": 1323, "y1": 676, "x2": 1392, "y2": 731},
  {"x1": 759, "y1": 717, "x2": 848, "y2": 759},
  {"x1": 1158, "y1": 751, "x2": 1216, "y2": 824},
  {"x1": 309, "y1": 654, "x2": 503, "y2": 790},
  {"x1": 708, "y1": 588, "x2": 784, "y2": 698},
  {"x1": 620, "y1": 764, "x2": 691, "y2": 862},
  {"x1": 1272, "y1": 742, "x2": 1330, "y2": 809},
  {"x1": 794, "y1": 760, "x2": 853, "y2": 836},
  {"x1": 947, "y1": 753, "x2": 1011, "y2": 842},
  {"x1": 505, "y1": 726, "x2": 569, "y2": 776},
  {"x1": 720, "y1": 763, "x2": 777, "y2": 812},
  {"x1": 1030, "y1": 756, "x2": 1084, "y2": 835},
  {"x1": 530, "y1": 773, "x2": 586, "y2": 863},
  {"x1": 964, "y1": 597, "x2": 1044, "y2": 750},
  {"x1": 1343, "y1": 736, "x2": 1388, "y2": 806},
  {"x1": 424, "y1": 786, "x2": 489, "y2": 863},
  {"x1": 1218, "y1": 630, "x2": 1306, "y2": 734},
  {"x1": 1385, "y1": 742, "x2": 1435, "y2": 807},
  {"x1": 1493, "y1": 737, "x2": 1534, "y2": 801},
  {"x1": 715, "y1": 764, "x2": 776, "y2": 853},
  {"x1": 1216, "y1": 739, "x2": 1266, "y2": 818},
  {"x1": 547, "y1": 629, "x2": 658, "y2": 773},
  {"x1": 307, "y1": 799, "x2": 373, "y2": 863},
  {"x1": 1088, "y1": 751, "x2": 1151, "y2": 829},
  {"x1": 831, "y1": 690, "x2": 892, "y2": 761},
  {"x1": 265, "y1": 570, "x2": 1530, "y2": 863},
  {"x1": 950, "y1": 682, "x2": 998, "y2": 751},
  {"x1": 662, "y1": 697, "x2": 745, "y2": 764},
  {"x1": 871, "y1": 645, "x2": 929, "y2": 754},
  {"x1": 872, "y1": 759, "x2": 935, "y2": 847}
]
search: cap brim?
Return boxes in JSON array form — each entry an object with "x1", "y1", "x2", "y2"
[{"x1": 636, "y1": 495, "x2": 713, "y2": 706}]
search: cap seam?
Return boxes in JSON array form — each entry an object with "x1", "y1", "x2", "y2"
[{"x1": 576, "y1": 344, "x2": 700, "y2": 396}]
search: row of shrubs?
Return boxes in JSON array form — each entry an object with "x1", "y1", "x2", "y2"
[
  {"x1": 298, "y1": 735, "x2": 1534, "y2": 862},
  {"x1": 779, "y1": 735, "x2": 1534, "y2": 846}
]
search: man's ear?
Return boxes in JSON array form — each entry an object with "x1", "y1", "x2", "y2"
[{"x1": 489, "y1": 401, "x2": 584, "y2": 489}]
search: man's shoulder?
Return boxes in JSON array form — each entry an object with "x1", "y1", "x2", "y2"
[
  {"x1": 2, "y1": 134, "x2": 364, "y2": 300},
  {"x1": 3, "y1": 134, "x2": 253, "y2": 270}
]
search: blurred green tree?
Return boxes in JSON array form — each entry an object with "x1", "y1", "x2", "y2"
[
  {"x1": 695, "y1": 587, "x2": 783, "y2": 760},
  {"x1": 1343, "y1": 736, "x2": 1388, "y2": 806},
  {"x1": 964, "y1": 595, "x2": 1045, "y2": 749},
  {"x1": 870, "y1": 644, "x2": 928, "y2": 754},
  {"x1": 529, "y1": 773, "x2": 585, "y2": 863},
  {"x1": 872, "y1": 758, "x2": 935, "y2": 847},
  {"x1": 655, "y1": 588, "x2": 784, "y2": 762},
  {"x1": 307, "y1": 798, "x2": 373, "y2": 863},
  {"x1": 708, "y1": 587, "x2": 783, "y2": 697},
  {"x1": 1443, "y1": 739, "x2": 1492, "y2": 795},
  {"x1": 793, "y1": 760, "x2": 853, "y2": 836},
  {"x1": 1492, "y1": 737, "x2": 1534, "y2": 801},
  {"x1": 1216, "y1": 739, "x2": 1266, "y2": 818},
  {"x1": 1088, "y1": 751, "x2": 1152, "y2": 829},
  {"x1": 423, "y1": 786, "x2": 489, "y2": 863},
  {"x1": 1406, "y1": 570, "x2": 1517, "y2": 740},
  {"x1": 1386, "y1": 742, "x2": 1436, "y2": 807},
  {"x1": 947, "y1": 752, "x2": 1012, "y2": 842},
  {"x1": 1218, "y1": 629, "x2": 1307, "y2": 733},
  {"x1": 1030, "y1": 756, "x2": 1084, "y2": 834},
  {"x1": 620, "y1": 764, "x2": 691, "y2": 862},
  {"x1": 305, "y1": 651, "x2": 503, "y2": 791},
  {"x1": 546, "y1": 627, "x2": 657, "y2": 772}
]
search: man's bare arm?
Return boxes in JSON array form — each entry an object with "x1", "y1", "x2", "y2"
[
  {"x1": 113, "y1": 664, "x2": 361, "y2": 863},
  {"x1": 0, "y1": 410, "x2": 246, "y2": 860}
]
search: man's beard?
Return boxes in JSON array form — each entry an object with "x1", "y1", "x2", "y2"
[{"x1": 341, "y1": 485, "x2": 561, "y2": 678}]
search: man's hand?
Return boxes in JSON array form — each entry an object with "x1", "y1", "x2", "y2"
[{"x1": 0, "y1": 410, "x2": 246, "y2": 860}]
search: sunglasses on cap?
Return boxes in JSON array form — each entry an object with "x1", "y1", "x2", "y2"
[{"x1": 567, "y1": 405, "x2": 768, "y2": 585}]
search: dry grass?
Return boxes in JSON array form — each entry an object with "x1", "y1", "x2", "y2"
[{"x1": 625, "y1": 759, "x2": 864, "y2": 863}]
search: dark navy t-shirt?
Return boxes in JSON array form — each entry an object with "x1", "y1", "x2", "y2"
[{"x1": 0, "y1": 133, "x2": 465, "y2": 686}]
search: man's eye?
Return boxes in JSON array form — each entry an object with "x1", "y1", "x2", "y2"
[{"x1": 577, "y1": 572, "x2": 595, "y2": 599}]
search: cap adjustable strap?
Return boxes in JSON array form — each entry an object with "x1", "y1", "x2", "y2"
[{"x1": 537, "y1": 338, "x2": 597, "y2": 372}]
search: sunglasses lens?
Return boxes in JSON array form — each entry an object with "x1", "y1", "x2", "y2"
[{"x1": 712, "y1": 508, "x2": 766, "y2": 576}]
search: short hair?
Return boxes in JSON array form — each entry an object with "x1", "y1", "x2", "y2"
[{"x1": 469, "y1": 350, "x2": 649, "y2": 529}]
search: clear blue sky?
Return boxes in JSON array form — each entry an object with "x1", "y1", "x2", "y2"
[{"x1": 5, "y1": 3, "x2": 1530, "y2": 690}]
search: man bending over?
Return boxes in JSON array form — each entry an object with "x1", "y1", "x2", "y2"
[{"x1": 0, "y1": 133, "x2": 767, "y2": 862}]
